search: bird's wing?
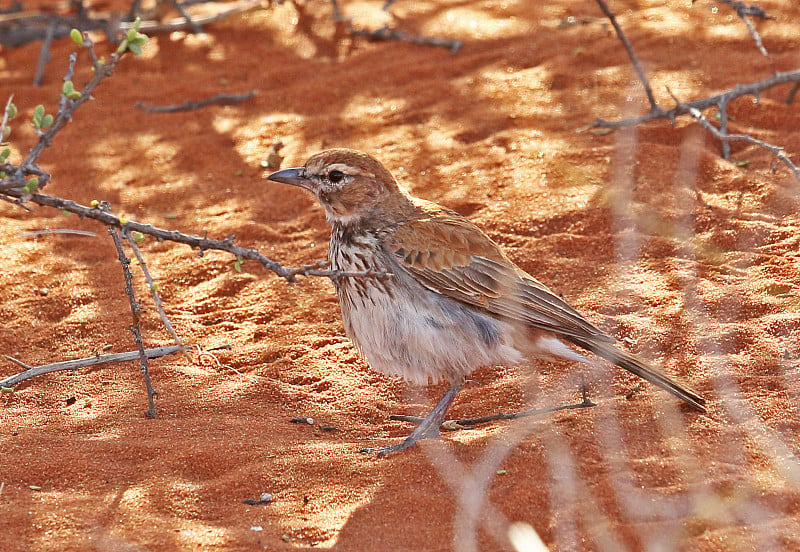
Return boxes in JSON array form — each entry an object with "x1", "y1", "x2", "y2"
[{"x1": 388, "y1": 203, "x2": 614, "y2": 343}]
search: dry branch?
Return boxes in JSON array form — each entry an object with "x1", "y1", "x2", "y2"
[
  {"x1": 108, "y1": 213, "x2": 158, "y2": 418},
  {"x1": 0, "y1": 346, "x2": 184, "y2": 387},
  {"x1": 592, "y1": 0, "x2": 799, "y2": 180},
  {"x1": 135, "y1": 90, "x2": 257, "y2": 113},
  {"x1": 713, "y1": 0, "x2": 775, "y2": 56}
]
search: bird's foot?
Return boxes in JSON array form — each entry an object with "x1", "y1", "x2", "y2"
[{"x1": 360, "y1": 422, "x2": 442, "y2": 457}]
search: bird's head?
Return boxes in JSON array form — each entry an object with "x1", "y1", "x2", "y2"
[{"x1": 267, "y1": 149, "x2": 409, "y2": 226}]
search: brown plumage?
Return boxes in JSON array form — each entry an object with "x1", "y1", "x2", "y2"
[{"x1": 268, "y1": 148, "x2": 705, "y2": 456}]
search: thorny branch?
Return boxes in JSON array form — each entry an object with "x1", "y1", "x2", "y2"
[
  {"x1": 1, "y1": 188, "x2": 393, "y2": 284},
  {"x1": 107, "y1": 209, "x2": 158, "y2": 418}
]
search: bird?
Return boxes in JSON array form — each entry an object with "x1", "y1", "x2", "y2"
[{"x1": 267, "y1": 148, "x2": 706, "y2": 456}]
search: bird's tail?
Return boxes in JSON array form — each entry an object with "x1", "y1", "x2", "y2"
[{"x1": 566, "y1": 336, "x2": 706, "y2": 413}]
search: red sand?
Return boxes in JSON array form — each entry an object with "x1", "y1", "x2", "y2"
[{"x1": 1, "y1": 1, "x2": 799, "y2": 550}]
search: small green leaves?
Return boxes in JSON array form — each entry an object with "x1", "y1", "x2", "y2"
[
  {"x1": 22, "y1": 176, "x2": 39, "y2": 194},
  {"x1": 32, "y1": 105, "x2": 53, "y2": 130},
  {"x1": 118, "y1": 17, "x2": 148, "y2": 55},
  {"x1": 1, "y1": 386, "x2": 13, "y2": 394},
  {"x1": 6, "y1": 102, "x2": 16, "y2": 120},
  {"x1": 70, "y1": 28, "x2": 84, "y2": 45},
  {"x1": 1, "y1": 126, "x2": 9, "y2": 140},
  {"x1": 0, "y1": 149, "x2": 9, "y2": 163},
  {"x1": 131, "y1": 230, "x2": 145, "y2": 244},
  {"x1": 90, "y1": 199, "x2": 100, "y2": 208},
  {"x1": 62, "y1": 81, "x2": 82, "y2": 101},
  {"x1": 234, "y1": 258, "x2": 244, "y2": 273}
]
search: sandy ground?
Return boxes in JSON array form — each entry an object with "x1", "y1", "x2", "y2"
[{"x1": 1, "y1": 1, "x2": 800, "y2": 550}]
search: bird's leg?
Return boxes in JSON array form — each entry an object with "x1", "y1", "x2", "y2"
[{"x1": 361, "y1": 383, "x2": 463, "y2": 458}]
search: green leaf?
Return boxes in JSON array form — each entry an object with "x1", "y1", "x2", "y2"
[
  {"x1": 117, "y1": 39, "x2": 129, "y2": 54},
  {"x1": 6, "y1": 103, "x2": 16, "y2": 120},
  {"x1": 234, "y1": 258, "x2": 244, "y2": 273},
  {"x1": 131, "y1": 230, "x2": 145, "y2": 244},
  {"x1": 0, "y1": 149, "x2": 9, "y2": 163},
  {"x1": 70, "y1": 28, "x2": 84, "y2": 45},
  {"x1": 23, "y1": 176, "x2": 39, "y2": 194},
  {"x1": 62, "y1": 81, "x2": 77, "y2": 98},
  {"x1": 40, "y1": 114, "x2": 54, "y2": 129},
  {"x1": 32, "y1": 104, "x2": 45, "y2": 127},
  {"x1": 128, "y1": 42, "x2": 142, "y2": 55},
  {"x1": 1, "y1": 126, "x2": 9, "y2": 140}
]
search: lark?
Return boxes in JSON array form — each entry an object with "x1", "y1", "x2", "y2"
[{"x1": 268, "y1": 149, "x2": 705, "y2": 456}]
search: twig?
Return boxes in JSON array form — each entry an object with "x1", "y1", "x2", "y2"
[
  {"x1": 126, "y1": 0, "x2": 143, "y2": 22},
  {"x1": 786, "y1": 83, "x2": 798, "y2": 105},
  {"x1": 124, "y1": 227, "x2": 188, "y2": 361},
  {"x1": 594, "y1": 0, "x2": 657, "y2": 111},
  {"x1": 0, "y1": 346, "x2": 184, "y2": 387},
  {"x1": 348, "y1": 25, "x2": 461, "y2": 53},
  {"x1": 32, "y1": 18, "x2": 56, "y2": 86},
  {"x1": 0, "y1": 0, "x2": 263, "y2": 48},
  {"x1": 713, "y1": 0, "x2": 775, "y2": 57},
  {"x1": 330, "y1": 0, "x2": 461, "y2": 53},
  {"x1": 107, "y1": 211, "x2": 158, "y2": 418},
  {"x1": 194, "y1": 346, "x2": 258, "y2": 381},
  {"x1": 681, "y1": 99, "x2": 800, "y2": 180},
  {"x1": 0, "y1": 94, "x2": 14, "y2": 145},
  {"x1": 2, "y1": 34, "x2": 121, "y2": 193},
  {"x1": 18, "y1": 228, "x2": 97, "y2": 238},
  {"x1": 135, "y1": 90, "x2": 257, "y2": 113},
  {"x1": 389, "y1": 395, "x2": 596, "y2": 429},
  {"x1": 590, "y1": 69, "x2": 800, "y2": 181},
  {"x1": 167, "y1": 0, "x2": 204, "y2": 34},
  {"x1": 0, "y1": 189, "x2": 393, "y2": 284},
  {"x1": 592, "y1": 70, "x2": 800, "y2": 129}
]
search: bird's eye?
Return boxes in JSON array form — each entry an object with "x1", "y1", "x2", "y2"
[{"x1": 328, "y1": 170, "x2": 345, "y2": 183}]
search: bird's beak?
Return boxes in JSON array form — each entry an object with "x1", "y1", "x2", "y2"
[{"x1": 266, "y1": 167, "x2": 310, "y2": 189}]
